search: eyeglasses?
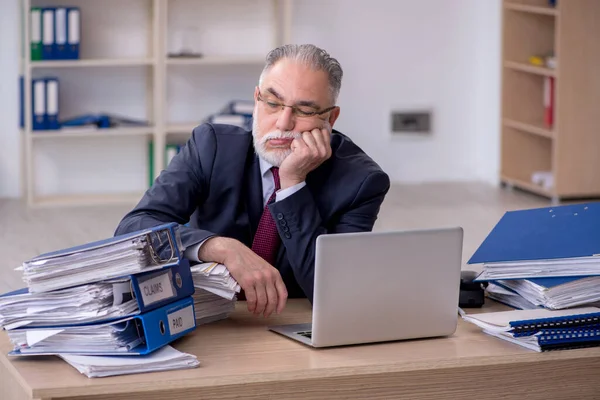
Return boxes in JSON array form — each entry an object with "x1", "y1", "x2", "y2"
[{"x1": 257, "y1": 90, "x2": 336, "y2": 118}]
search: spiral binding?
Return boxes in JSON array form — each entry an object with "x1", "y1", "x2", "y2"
[{"x1": 511, "y1": 312, "x2": 600, "y2": 337}]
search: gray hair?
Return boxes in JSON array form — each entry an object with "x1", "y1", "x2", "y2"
[{"x1": 259, "y1": 44, "x2": 343, "y2": 104}]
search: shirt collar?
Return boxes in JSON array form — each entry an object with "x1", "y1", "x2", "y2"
[{"x1": 258, "y1": 157, "x2": 274, "y2": 178}]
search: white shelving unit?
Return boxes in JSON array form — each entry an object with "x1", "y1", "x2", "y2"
[{"x1": 20, "y1": 0, "x2": 292, "y2": 207}]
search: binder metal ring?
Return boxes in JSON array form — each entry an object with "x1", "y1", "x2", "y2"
[{"x1": 146, "y1": 228, "x2": 177, "y2": 265}]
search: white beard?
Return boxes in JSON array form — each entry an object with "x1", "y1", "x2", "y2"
[{"x1": 252, "y1": 118, "x2": 301, "y2": 167}]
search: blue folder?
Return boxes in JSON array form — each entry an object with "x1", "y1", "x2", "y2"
[
  {"x1": 468, "y1": 202, "x2": 600, "y2": 265},
  {"x1": 9, "y1": 296, "x2": 196, "y2": 356},
  {"x1": 0, "y1": 259, "x2": 195, "y2": 329},
  {"x1": 41, "y1": 8, "x2": 55, "y2": 60},
  {"x1": 30, "y1": 222, "x2": 182, "y2": 266},
  {"x1": 129, "y1": 258, "x2": 194, "y2": 313}
]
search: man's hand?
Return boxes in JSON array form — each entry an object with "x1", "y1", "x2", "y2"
[
  {"x1": 198, "y1": 237, "x2": 288, "y2": 317},
  {"x1": 279, "y1": 127, "x2": 332, "y2": 189}
]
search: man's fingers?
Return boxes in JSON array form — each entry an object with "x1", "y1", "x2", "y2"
[
  {"x1": 244, "y1": 285, "x2": 258, "y2": 314},
  {"x1": 302, "y1": 131, "x2": 318, "y2": 153},
  {"x1": 254, "y1": 281, "x2": 268, "y2": 316},
  {"x1": 320, "y1": 128, "x2": 332, "y2": 158},
  {"x1": 264, "y1": 281, "x2": 278, "y2": 318},
  {"x1": 291, "y1": 136, "x2": 308, "y2": 153},
  {"x1": 311, "y1": 129, "x2": 329, "y2": 159},
  {"x1": 275, "y1": 277, "x2": 288, "y2": 314}
]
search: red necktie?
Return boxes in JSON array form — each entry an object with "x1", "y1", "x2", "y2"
[{"x1": 251, "y1": 167, "x2": 281, "y2": 265}]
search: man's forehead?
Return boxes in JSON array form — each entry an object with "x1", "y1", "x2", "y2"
[{"x1": 261, "y1": 60, "x2": 329, "y2": 101}]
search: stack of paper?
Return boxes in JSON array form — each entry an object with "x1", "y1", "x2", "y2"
[
  {"x1": 59, "y1": 345, "x2": 200, "y2": 378},
  {"x1": 0, "y1": 280, "x2": 139, "y2": 330},
  {"x1": 7, "y1": 296, "x2": 197, "y2": 356},
  {"x1": 484, "y1": 283, "x2": 538, "y2": 310},
  {"x1": 19, "y1": 223, "x2": 183, "y2": 293},
  {"x1": 191, "y1": 262, "x2": 240, "y2": 300},
  {"x1": 189, "y1": 262, "x2": 239, "y2": 324},
  {"x1": 468, "y1": 202, "x2": 600, "y2": 310},
  {"x1": 491, "y1": 277, "x2": 600, "y2": 310},
  {"x1": 193, "y1": 289, "x2": 236, "y2": 325},
  {"x1": 461, "y1": 306, "x2": 600, "y2": 352},
  {"x1": 9, "y1": 317, "x2": 144, "y2": 354}
]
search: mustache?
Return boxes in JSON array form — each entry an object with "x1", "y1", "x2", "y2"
[{"x1": 260, "y1": 131, "x2": 302, "y2": 144}]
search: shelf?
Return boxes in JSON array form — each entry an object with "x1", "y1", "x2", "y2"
[
  {"x1": 31, "y1": 192, "x2": 145, "y2": 208},
  {"x1": 504, "y1": 3, "x2": 559, "y2": 16},
  {"x1": 503, "y1": 119, "x2": 553, "y2": 139},
  {"x1": 166, "y1": 123, "x2": 199, "y2": 134},
  {"x1": 28, "y1": 126, "x2": 154, "y2": 139},
  {"x1": 29, "y1": 58, "x2": 154, "y2": 68},
  {"x1": 501, "y1": 175, "x2": 553, "y2": 198},
  {"x1": 504, "y1": 61, "x2": 556, "y2": 77},
  {"x1": 166, "y1": 55, "x2": 265, "y2": 66}
]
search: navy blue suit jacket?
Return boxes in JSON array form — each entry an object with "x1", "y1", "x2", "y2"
[{"x1": 115, "y1": 123, "x2": 390, "y2": 301}]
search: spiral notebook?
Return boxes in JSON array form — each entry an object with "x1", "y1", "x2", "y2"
[
  {"x1": 461, "y1": 306, "x2": 600, "y2": 336},
  {"x1": 485, "y1": 327, "x2": 600, "y2": 352}
]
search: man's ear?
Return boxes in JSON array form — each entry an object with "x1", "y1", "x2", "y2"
[
  {"x1": 253, "y1": 86, "x2": 260, "y2": 102},
  {"x1": 328, "y1": 107, "x2": 341, "y2": 129}
]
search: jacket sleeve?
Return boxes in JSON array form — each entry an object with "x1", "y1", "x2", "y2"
[
  {"x1": 114, "y1": 124, "x2": 217, "y2": 249},
  {"x1": 268, "y1": 171, "x2": 391, "y2": 301}
]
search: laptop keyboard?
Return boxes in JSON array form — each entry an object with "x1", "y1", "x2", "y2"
[{"x1": 296, "y1": 330, "x2": 312, "y2": 339}]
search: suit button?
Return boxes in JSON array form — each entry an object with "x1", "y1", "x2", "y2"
[
  {"x1": 279, "y1": 219, "x2": 287, "y2": 226},
  {"x1": 282, "y1": 225, "x2": 289, "y2": 232},
  {"x1": 277, "y1": 213, "x2": 284, "y2": 220},
  {"x1": 284, "y1": 232, "x2": 291, "y2": 239}
]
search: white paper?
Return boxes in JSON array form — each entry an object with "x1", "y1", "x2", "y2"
[
  {"x1": 58, "y1": 345, "x2": 200, "y2": 378},
  {"x1": 26, "y1": 329, "x2": 64, "y2": 346}
]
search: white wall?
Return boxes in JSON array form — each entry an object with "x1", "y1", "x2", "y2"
[
  {"x1": 0, "y1": 0, "x2": 501, "y2": 199},
  {"x1": 0, "y1": 0, "x2": 21, "y2": 198},
  {"x1": 292, "y1": 0, "x2": 501, "y2": 184}
]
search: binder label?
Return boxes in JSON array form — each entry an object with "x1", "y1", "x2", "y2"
[
  {"x1": 30, "y1": 9, "x2": 41, "y2": 43},
  {"x1": 168, "y1": 305, "x2": 195, "y2": 335},
  {"x1": 139, "y1": 271, "x2": 175, "y2": 307}
]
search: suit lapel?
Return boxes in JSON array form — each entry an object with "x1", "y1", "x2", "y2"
[{"x1": 245, "y1": 153, "x2": 263, "y2": 245}]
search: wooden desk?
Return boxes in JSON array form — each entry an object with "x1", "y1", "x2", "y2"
[{"x1": 2, "y1": 299, "x2": 600, "y2": 400}]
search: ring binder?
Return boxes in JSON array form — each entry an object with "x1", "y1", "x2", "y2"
[
  {"x1": 7, "y1": 296, "x2": 197, "y2": 356},
  {"x1": 21, "y1": 223, "x2": 184, "y2": 293}
]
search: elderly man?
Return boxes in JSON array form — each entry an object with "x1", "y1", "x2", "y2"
[{"x1": 115, "y1": 44, "x2": 390, "y2": 318}]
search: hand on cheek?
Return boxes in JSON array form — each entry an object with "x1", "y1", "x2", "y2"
[{"x1": 279, "y1": 124, "x2": 332, "y2": 189}]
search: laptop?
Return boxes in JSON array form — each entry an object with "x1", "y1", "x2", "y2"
[{"x1": 268, "y1": 227, "x2": 464, "y2": 348}]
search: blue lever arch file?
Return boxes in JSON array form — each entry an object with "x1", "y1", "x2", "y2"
[
  {"x1": 8, "y1": 296, "x2": 196, "y2": 356},
  {"x1": 21, "y1": 222, "x2": 185, "y2": 293},
  {"x1": 468, "y1": 202, "x2": 600, "y2": 265},
  {"x1": 41, "y1": 8, "x2": 55, "y2": 60},
  {"x1": 0, "y1": 259, "x2": 195, "y2": 330}
]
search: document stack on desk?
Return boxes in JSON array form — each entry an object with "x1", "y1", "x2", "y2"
[
  {"x1": 190, "y1": 262, "x2": 240, "y2": 324},
  {"x1": 461, "y1": 306, "x2": 600, "y2": 352},
  {"x1": 58, "y1": 345, "x2": 200, "y2": 378},
  {"x1": 0, "y1": 223, "x2": 200, "y2": 376},
  {"x1": 468, "y1": 202, "x2": 600, "y2": 310}
]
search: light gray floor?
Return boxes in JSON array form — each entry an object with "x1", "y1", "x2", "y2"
[{"x1": 0, "y1": 182, "x2": 549, "y2": 294}]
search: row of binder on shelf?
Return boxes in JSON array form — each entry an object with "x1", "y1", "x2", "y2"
[
  {"x1": 462, "y1": 201, "x2": 600, "y2": 352},
  {"x1": 0, "y1": 222, "x2": 241, "y2": 377},
  {"x1": 20, "y1": 76, "x2": 149, "y2": 131},
  {"x1": 30, "y1": 7, "x2": 80, "y2": 61},
  {"x1": 20, "y1": 76, "x2": 60, "y2": 130}
]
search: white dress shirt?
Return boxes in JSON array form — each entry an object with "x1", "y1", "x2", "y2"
[{"x1": 184, "y1": 157, "x2": 306, "y2": 262}]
